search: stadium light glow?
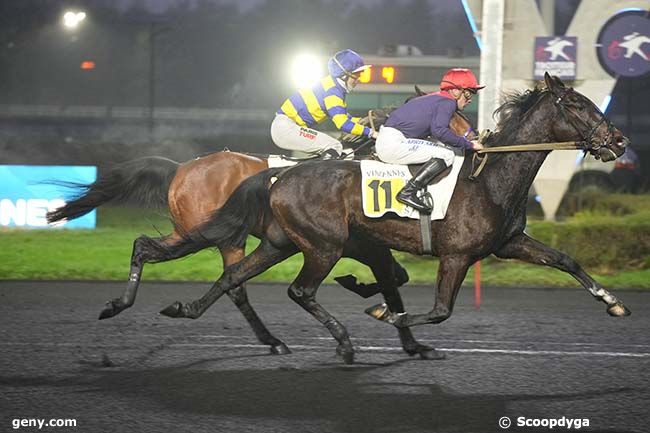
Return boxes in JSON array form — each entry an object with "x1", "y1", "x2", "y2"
[
  {"x1": 63, "y1": 11, "x2": 86, "y2": 29},
  {"x1": 289, "y1": 53, "x2": 323, "y2": 88}
]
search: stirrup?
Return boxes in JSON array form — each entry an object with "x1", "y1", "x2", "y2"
[{"x1": 396, "y1": 191, "x2": 432, "y2": 213}]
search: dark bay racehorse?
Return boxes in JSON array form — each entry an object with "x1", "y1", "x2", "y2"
[
  {"x1": 148, "y1": 73, "x2": 630, "y2": 364},
  {"x1": 47, "y1": 105, "x2": 474, "y2": 358}
]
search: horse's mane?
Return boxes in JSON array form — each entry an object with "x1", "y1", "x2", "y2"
[{"x1": 487, "y1": 85, "x2": 547, "y2": 145}]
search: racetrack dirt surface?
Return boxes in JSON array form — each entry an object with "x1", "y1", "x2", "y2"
[{"x1": 1, "y1": 281, "x2": 648, "y2": 433}]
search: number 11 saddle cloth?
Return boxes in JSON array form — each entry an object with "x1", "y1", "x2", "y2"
[{"x1": 360, "y1": 150, "x2": 465, "y2": 221}]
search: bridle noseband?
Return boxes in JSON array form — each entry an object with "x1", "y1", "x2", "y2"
[{"x1": 551, "y1": 87, "x2": 617, "y2": 160}]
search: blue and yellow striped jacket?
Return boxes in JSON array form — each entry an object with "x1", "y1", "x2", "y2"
[{"x1": 277, "y1": 75, "x2": 371, "y2": 137}]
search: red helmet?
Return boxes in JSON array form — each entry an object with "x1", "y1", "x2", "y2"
[{"x1": 440, "y1": 68, "x2": 485, "y2": 91}]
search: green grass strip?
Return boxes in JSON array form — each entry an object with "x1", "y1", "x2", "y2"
[{"x1": 1, "y1": 205, "x2": 647, "y2": 289}]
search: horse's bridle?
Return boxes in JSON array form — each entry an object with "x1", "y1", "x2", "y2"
[
  {"x1": 467, "y1": 87, "x2": 619, "y2": 179},
  {"x1": 551, "y1": 87, "x2": 618, "y2": 160}
]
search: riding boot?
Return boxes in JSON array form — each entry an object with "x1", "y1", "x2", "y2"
[{"x1": 396, "y1": 158, "x2": 448, "y2": 213}]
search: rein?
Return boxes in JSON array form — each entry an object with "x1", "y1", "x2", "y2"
[
  {"x1": 469, "y1": 132, "x2": 586, "y2": 180},
  {"x1": 476, "y1": 140, "x2": 585, "y2": 153},
  {"x1": 338, "y1": 110, "x2": 378, "y2": 159}
]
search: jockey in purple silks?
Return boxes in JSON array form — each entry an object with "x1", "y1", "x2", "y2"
[{"x1": 375, "y1": 68, "x2": 485, "y2": 213}]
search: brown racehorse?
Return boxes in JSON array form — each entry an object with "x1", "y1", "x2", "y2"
[
  {"x1": 145, "y1": 74, "x2": 630, "y2": 364},
  {"x1": 47, "y1": 106, "x2": 475, "y2": 357}
]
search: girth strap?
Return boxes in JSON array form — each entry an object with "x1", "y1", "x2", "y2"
[
  {"x1": 419, "y1": 192, "x2": 433, "y2": 255},
  {"x1": 420, "y1": 212, "x2": 432, "y2": 255}
]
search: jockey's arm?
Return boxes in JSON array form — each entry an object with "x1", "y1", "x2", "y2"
[
  {"x1": 324, "y1": 95, "x2": 372, "y2": 137},
  {"x1": 430, "y1": 101, "x2": 474, "y2": 150}
]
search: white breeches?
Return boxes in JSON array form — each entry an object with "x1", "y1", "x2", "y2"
[
  {"x1": 375, "y1": 126, "x2": 456, "y2": 166},
  {"x1": 270, "y1": 114, "x2": 343, "y2": 155}
]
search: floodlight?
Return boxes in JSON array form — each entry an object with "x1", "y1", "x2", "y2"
[
  {"x1": 63, "y1": 11, "x2": 86, "y2": 29},
  {"x1": 289, "y1": 53, "x2": 323, "y2": 88}
]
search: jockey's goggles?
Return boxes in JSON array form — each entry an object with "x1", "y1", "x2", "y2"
[{"x1": 462, "y1": 88, "x2": 477, "y2": 100}]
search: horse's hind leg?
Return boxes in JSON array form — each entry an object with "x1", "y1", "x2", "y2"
[
  {"x1": 221, "y1": 247, "x2": 290, "y2": 355},
  {"x1": 99, "y1": 233, "x2": 177, "y2": 320},
  {"x1": 286, "y1": 249, "x2": 356, "y2": 364},
  {"x1": 495, "y1": 233, "x2": 630, "y2": 316},
  {"x1": 160, "y1": 238, "x2": 298, "y2": 319}
]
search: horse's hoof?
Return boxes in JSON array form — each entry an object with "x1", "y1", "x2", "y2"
[
  {"x1": 416, "y1": 348, "x2": 446, "y2": 360},
  {"x1": 160, "y1": 302, "x2": 184, "y2": 318},
  {"x1": 607, "y1": 303, "x2": 631, "y2": 317},
  {"x1": 365, "y1": 303, "x2": 392, "y2": 322},
  {"x1": 270, "y1": 343, "x2": 291, "y2": 355},
  {"x1": 98, "y1": 300, "x2": 122, "y2": 320},
  {"x1": 365, "y1": 303, "x2": 408, "y2": 327},
  {"x1": 336, "y1": 345, "x2": 355, "y2": 364}
]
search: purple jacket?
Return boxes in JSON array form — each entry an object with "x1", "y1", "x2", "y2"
[{"x1": 384, "y1": 92, "x2": 473, "y2": 150}]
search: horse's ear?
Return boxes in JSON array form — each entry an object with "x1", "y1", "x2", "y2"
[
  {"x1": 414, "y1": 85, "x2": 426, "y2": 96},
  {"x1": 544, "y1": 72, "x2": 566, "y2": 95},
  {"x1": 544, "y1": 72, "x2": 555, "y2": 91}
]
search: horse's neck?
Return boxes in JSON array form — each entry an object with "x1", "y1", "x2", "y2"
[{"x1": 481, "y1": 119, "x2": 555, "y2": 206}]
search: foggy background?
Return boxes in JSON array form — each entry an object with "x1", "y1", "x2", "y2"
[{"x1": 0, "y1": 0, "x2": 647, "y2": 182}]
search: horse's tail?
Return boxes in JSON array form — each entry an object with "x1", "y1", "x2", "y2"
[
  {"x1": 46, "y1": 156, "x2": 179, "y2": 223},
  {"x1": 138, "y1": 167, "x2": 281, "y2": 262}
]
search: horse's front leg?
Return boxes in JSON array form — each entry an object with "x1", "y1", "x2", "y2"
[
  {"x1": 367, "y1": 254, "x2": 473, "y2": 328},
  {"x1": 353, "y1": 245, "x2": 443, "y2": 359},
  {"x1": 494, "y1": 233, "x2": 630, "y2": 316},
  {"x1": 380, "y1": 284, "x2": 446, "y2": 359}
]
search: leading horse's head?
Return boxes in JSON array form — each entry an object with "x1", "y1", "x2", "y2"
[{"x1": 544, "y1": 72, "x2": 627, "y2": 162}]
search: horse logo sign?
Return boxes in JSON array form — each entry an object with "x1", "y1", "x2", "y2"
[
  {"x1": 534, "y1": 36, "x2": 577, "y2": 80},
  {"x1": 597, "y1": 10, "x2": 650, "y2": 78}
]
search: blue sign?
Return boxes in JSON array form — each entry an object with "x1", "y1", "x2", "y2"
[
  {"x1": 597, "y1": 10, "x2": 650, "y2": 78},
  {"x1": 534, "y1": 36, "x2": 578, "y2": 80},
  {"x1": 0, "y1": 165, "x2": 97, "y2": 228}
]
